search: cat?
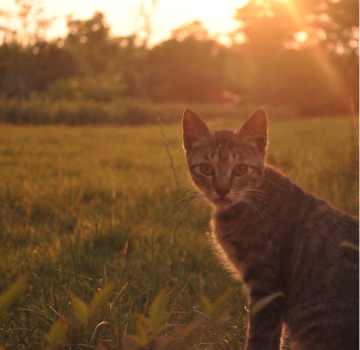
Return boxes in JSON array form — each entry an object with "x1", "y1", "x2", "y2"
[{"x1": 182, "y1": 108, "x2": 359, "y2": 350}]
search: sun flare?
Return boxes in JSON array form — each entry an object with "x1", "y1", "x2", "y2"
[{"x1": 295, "y1": 30, "x2": 308, "y2": 43}]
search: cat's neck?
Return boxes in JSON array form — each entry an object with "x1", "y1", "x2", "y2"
[{"x1": 259, "y1": 165, "x2": 294, "y2": 193}]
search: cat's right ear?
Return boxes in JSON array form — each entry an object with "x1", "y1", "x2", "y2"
[{"x1": 182, "y1": 109, "x2": 212, "y2": 152}]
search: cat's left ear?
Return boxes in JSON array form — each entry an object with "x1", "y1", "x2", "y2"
[{"x1": 237, "y1": 108, "x2": 268, "y2": 157}]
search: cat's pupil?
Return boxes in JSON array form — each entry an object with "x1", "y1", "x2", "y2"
[
  {"x1": 233, "y1": 164, "x2": 248, "y2": 176},
  {"x1": 199, "y1": 163, "x2": 214, "y2": 176}
]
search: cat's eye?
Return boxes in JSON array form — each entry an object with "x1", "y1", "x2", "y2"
[
  {"x1": 233, "y1": 164, "x2": 248, "y2": 176},
  {"x1": 199, "y1": 163, "x2": 214, "y2": 176}
]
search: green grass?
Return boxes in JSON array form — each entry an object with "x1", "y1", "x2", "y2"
[{"x1": 0, "y1": 114, "x2": 358, "y2": 349}]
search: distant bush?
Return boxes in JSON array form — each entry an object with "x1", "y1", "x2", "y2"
[
  {"x1": 0, "y1": 97, "x2": 299, "y2": 126},
  {"x1": 46, "y1": 76, "x2": 126, "y2": 102}
]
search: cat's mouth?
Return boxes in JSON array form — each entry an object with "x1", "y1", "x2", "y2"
[{"x1": 215, "y1": 198, "x2": 233, "y2": 207}]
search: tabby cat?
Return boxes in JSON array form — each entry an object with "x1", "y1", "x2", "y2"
[{"x1": 182, "y1": 108, "x2": 359, "y2": 350}]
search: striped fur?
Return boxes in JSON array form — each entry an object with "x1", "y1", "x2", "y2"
[{"x1": 182, "y1": 108, "x2": 359, "y2": 350}]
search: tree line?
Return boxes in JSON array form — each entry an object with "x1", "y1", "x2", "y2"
[{"x1": 0, "y1": 0, "x2": 358, "y2": 115}]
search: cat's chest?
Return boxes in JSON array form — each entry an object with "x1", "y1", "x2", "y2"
[
  {"x1": 212, "y1": 213, "x2": 267, "y2": 251},
  {"x1": 211, "y1": 215, "x2": 274, "y2": 280}
]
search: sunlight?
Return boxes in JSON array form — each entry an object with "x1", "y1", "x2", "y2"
[
  {"x1": 150, "y1": 0, "x2": 249, "y2": 45},
  {"x1": 5, "y1": 0, "x2": 250, "y2": 45},
  {"x1": 282, "y1": 0, "x2": 348, "y2": 103},
  {"x1": 295, "y1": 30, "x2": 308, "y2": 43}
]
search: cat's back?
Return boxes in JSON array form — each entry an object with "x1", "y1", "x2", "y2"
[
  {"x1": 274, "y1": 171, "x2": 359, "y2": 350},
  {"x1": 213, "y1": 166, "x2": 359, "y2": 349}
]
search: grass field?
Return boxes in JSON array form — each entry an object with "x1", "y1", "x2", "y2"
[{"x1": 0, "y1": 114, "x2": 358, "y2": 349}]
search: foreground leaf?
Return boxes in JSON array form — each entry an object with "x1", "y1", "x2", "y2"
[
  {"x1": 251, "y1": 292, "x2": 285, "y2": 316},
  {"x1": 341, "y1": 241, "x2": 359, "y2": 251},
  {"x1": 0, "y1": 275, "x2": 27, "y2": 318},
  {"x1": 201, "y1": 288, "x2": 233, "y2": 319},
  {"x1": 147, "y1": 289, "x2": 167, "y2": 332},
  {"x1": 89, "y1": 282, "x2": 113, "y2": 318},
  {"x1": 45, "y1": 317, "x2": 68, "y2": 347},
  {"x1": 72, "y1": 295, "x2": 89, "y2": 325}
]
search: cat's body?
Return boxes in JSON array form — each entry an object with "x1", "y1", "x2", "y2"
[{"x1": 182, "y1": 108, "x2": 359, "y2": 350}]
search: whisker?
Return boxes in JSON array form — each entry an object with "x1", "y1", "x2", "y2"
[
  {"x1": 243, "y1": 191, "x2": 269, "y2": 204},
  {"x1": 175, "y1": 196, "x2": 205, "y2": 223},
  {"x1": 241, "y1": 197, "x2": 264, "y2": 218},
  {"x1": 166, "y1": 187, "x2": 208, "y2": 223},
  {"x1": 166, "y1": 189, "x2": 198, "y2": 213},
  {"x1": 261, "y1": 177, "x2": 286, "y2": 190}
]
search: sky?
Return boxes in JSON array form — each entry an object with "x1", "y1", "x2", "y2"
[{"x1": 2, "y1": 0, "x2": 249, "y2": 45}]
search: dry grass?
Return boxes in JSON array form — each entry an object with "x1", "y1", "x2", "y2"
[{"x1": 0, "y1": 113, "x2": 358, "y2": 349}]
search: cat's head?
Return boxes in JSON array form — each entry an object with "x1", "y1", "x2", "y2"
[{"x1": 182, "y1": 108, "x2": 268, "y2": 209}]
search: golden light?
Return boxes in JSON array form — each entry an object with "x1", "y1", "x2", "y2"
[
  {"x1": 22, "y1": 0, "x2": 250, "y2": 45},
  {"x1": 282, "y1": 0, "x2": 349, "y2": 105},
  {"x1": 295, "y1": 31, "x2": 308, "y2": 43},
  {"x1": 149, "y1": 0, "x2": 249, "y2": 45}
]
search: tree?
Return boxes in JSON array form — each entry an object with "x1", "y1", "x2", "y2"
[
  {"x1": 0, "y1": 41, "x2": 77, "y2": 98},
  {"x1": 65, "y1": 11, "x2": 119, "y2": 76},
  {"x1": 146, "y1": 34, "x2": 226, "y2": 102},
  {"x1": 170, "y1": 20, "x2": 210, "y2": 42},
  {"x1": 233, "y1": 0, "x2": 359, "y2": 113},
  {"x1": 0, "y1": 0, "x2": 55, "y2": 45},
  {"x1": 131, "y1": 0, "x2": 157, "y2": 47},
  {"x1": 235, "y1": 0, "x2": 358, "y2": 53}
]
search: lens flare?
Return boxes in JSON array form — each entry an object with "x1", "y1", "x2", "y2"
[{"x1": 283, "y1": 0, "x2": 350, "y2": 109}]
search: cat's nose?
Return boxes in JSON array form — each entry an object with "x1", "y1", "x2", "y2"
[{"x1": 217, "y1": 188, "x2": 230, "y2": 198}]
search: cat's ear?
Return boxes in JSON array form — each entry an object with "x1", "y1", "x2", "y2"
[
  {"x1": 237, "y1": 108, "x2": 268, "y2": 156},
  {"x1": 182, "y1": 109, "x2": 212, "y2": 152}
]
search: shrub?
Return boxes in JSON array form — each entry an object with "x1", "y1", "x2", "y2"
[{"x1": 0, "y1": 97, "x2": 299, "y2": 126}]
